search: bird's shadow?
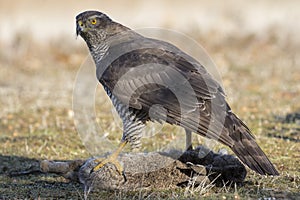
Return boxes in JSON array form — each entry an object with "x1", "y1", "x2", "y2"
[
  {"x1": 0, "y1": 154, "x2": 83, "y2": 198},
  {"x1": 0, "y1": 154, "x2": 40, "y2": 176}
]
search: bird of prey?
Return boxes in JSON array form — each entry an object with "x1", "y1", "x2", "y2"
[{"x1": 76, "y1": 10, "x2": 279, "y2": 176}]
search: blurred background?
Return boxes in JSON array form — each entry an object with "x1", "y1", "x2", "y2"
[
  {"x1": 0, "y1": 0, "x2": 299, "y2": 198},
  {"x1": 1, "y1": 0, "x2": 299, "y2": 153},
  {"x1": 1, "y1": 0, "x2": 299, "y2": 41},
  {"x1": 1, "y1": 0, "x2": 300, "y2": 155},
  {"x1": 0, "y1": 0, "x2": 299, "y2": 108}
]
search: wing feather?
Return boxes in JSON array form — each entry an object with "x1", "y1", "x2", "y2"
[{"x1": 98, "y1": 37, "x2": 231, "y2": 146}]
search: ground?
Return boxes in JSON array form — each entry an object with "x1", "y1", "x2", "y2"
[{"x1": 0, "y1": 29, "x2": 299, "y2": 199}]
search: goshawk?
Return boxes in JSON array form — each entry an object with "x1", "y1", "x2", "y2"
[{"x1": 76, "y1": 10, "x2": 279, "y2": 176}]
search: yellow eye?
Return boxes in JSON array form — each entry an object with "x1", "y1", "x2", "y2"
[{"x1": 91, "y1": 19, "x2": 97, "y2": 25}]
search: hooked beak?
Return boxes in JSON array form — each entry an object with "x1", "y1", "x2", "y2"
[
  {"x1": 76, "y1": 20, "x2": 85, "y2": 37},
  {"x1": 76, "y1": 24, "x2": 80, "y2": 36}
]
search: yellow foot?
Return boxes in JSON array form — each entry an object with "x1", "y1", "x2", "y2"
[
  {"x1": 92, "y1": 141, "x2": 128, "y2": 181},
  {"x1": 93, "y1": 156, "x2": 123, "y2": 175}
]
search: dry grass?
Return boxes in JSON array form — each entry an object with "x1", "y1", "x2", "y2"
[{"x1": 0, "y1": 28, "x2": 299, "y2": 199}]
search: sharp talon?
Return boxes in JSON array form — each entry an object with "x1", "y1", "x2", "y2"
[
  {"x1": 186, "y1": 144, "x2": 193, "y2": 151},
  {"x1": 92, "y1": 157, "x2": 124, "y2": 176},
  {"x1": 122, "y1": 171, "x2": 127, "y2": 182},
  {"x1": 92, "y1": 141, "x2": 127, "y2": 175}
]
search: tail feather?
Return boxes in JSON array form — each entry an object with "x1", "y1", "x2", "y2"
[{"x1": 226, "y1": 113, "x2": 279, "y2": 176}]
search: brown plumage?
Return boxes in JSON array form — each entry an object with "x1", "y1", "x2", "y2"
[{"x1": 76, "y1": 10, "x2": 279, "y2": 176}]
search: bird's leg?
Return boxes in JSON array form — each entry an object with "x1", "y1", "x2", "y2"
[
  {"x1": 93, "y1": 140, "x2": 127, "y2": 175},
  {"x1": 185, "y1": 129, "x2": 193, "y2": 151}
]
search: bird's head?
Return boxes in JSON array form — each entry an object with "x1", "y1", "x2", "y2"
[
  {"x1": 76, "y1": 11, "x2": 138, "y2": 62},
  {"x1": 76, "y1": 11, "x2": 113, "y2": 43}
]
